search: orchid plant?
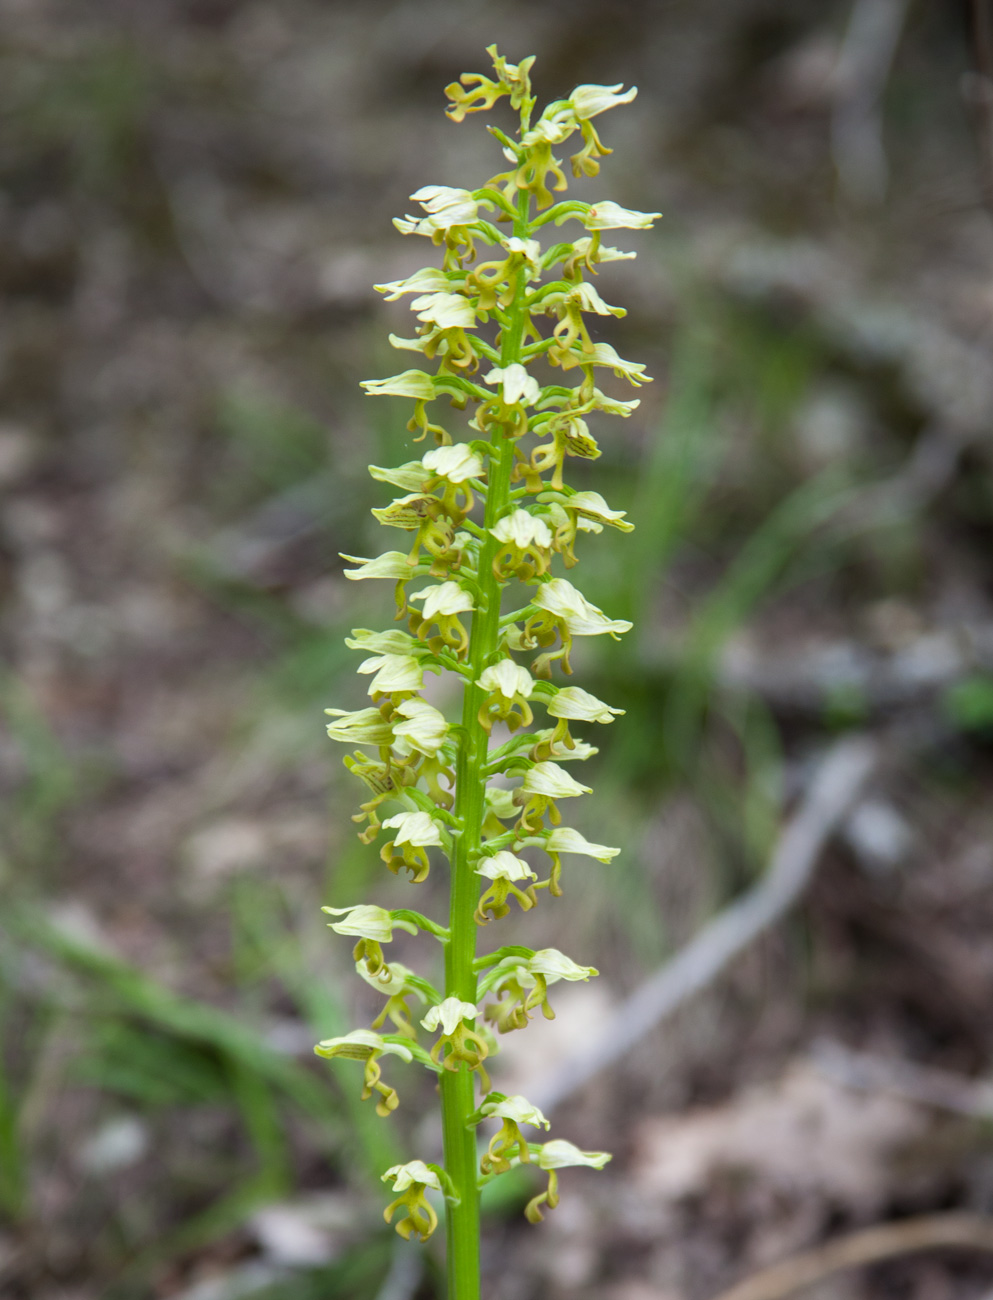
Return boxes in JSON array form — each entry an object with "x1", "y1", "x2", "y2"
[{"x1": 316, "y1": 47, "x2": 657, "y2": 1299}]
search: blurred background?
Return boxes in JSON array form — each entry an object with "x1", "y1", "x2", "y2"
[{"x1": 2, "y1": 1, "x2": 993, "y2": 1297}]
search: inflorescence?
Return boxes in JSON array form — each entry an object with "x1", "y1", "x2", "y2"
[{"x1": 316, "y1": 45, "x2": 658, "y2": 1244}]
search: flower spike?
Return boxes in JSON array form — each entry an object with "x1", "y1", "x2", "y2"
[{"x1": 320, "y1": 46, "x2": 651, "y2": 1273}]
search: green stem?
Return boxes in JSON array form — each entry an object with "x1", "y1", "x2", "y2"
[{"x1": 441, "y1": 189, "x2": 531, "y2": 1300}]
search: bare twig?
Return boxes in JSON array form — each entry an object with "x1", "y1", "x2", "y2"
[
  {"x1": 709, "y1": 1213, "x2": 993, "y2": 1300},
  {"x1": 528, "y1": 736, "x2": 878, "y2": 1113},
  {"x1": 812, "y1": 1037, "x2": 993, "y2": 1119},
  {"x1": 832, "y1": 0, "x2": 910, "y2": 204},
  {"x1": 374, "y1": 1238, "x2": 424, "y2": 1300},
  {"x1": 967, "y1": 0, "x2": 993, "y2": 216}
]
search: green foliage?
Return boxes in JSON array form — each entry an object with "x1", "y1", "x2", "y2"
[
  {"x1": 945, "y1": 675, "x2": 993, "y2": 735},
  {"x1": 0, "y1": 673, "x2": 79, "y2": 879}
]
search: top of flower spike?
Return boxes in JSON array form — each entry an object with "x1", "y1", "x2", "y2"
[
  {"x1": 443, "y1": 44, "x2": 637, "y2": 140},
  {"x1": 445, "y1": 45, "x2": 537, "y2": 122}
]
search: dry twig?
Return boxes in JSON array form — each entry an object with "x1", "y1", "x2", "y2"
[
  {"x1": 812, "y1": 1037, "x2": 993, "y2": 1119},
  {"x1": 528, "y1": 736, "x2": 878, "y2": 1112},
  {"x1": 832, "y1": 0, "x2": 910, "y2": 204},
  {"x1": 709, "y1": 1213, "x2": 993, "y2": 1300}
]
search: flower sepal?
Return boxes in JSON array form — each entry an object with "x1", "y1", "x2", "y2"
[
  {"x1": 314, "y1": 1029, "x2": 414, "y2": 1117},
  {"x1": 524, "y1": 1139, "x2": 612, "y2": 1223}
]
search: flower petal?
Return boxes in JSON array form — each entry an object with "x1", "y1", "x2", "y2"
[
  {"x1": 583, "y1": 200, "x2": 661, "y2": 230},
  {"x1": 341, "y1": 552, "x2": 417, "y2": 581},
  {"x1": 484, "y1": 363, "x2": 542, "y2": 407},
  {"x1": 345, "y1": 628, "x2": 418, "y2": 654},
  {"x1": 490, "y1": 509, "x2": 553, "y2": 550},
  {"x1": 421, "y1": 997, "x2": 479, "y2": 1036},
  {"x1": 411, "y1": 291, "x2": 477, "y2": 330},
  {"x1": 374, "y1": 269, "x2": 451, "y2": 300},
  {"x1": 570, "y1": 83, "x2": 638, "y2": 119},
  {"x1": 408, "y1": 581, "x2": 475, "y2": 620},
  {"x1": 565, "y1": 341, "x2": 651, "y2": 385},
  {"x1": 478, "y1": 660, "x2": 534, "y2": 702},
  {"x1": 325, "y1": 707, "x2": 394, "y2": 746},
  {"x1": 532, "y1": 578, "x2": 633, "y2": 638},
  {"x1": 392, "y1": 698, "x2": 449, "y2": 755},
  {"x1": 545, "y1": 686, "x2": 623, "y2": 724},
  {"x1": 381, "y1": 810, "x2": 443, "y2": 847},
  {"x1": 544, "y1": 827, "x2": 621, "y2": 862},
  {"x1": 383, "y1": 1159, "x2": 442, "y2": 1191},
  {"x1": 476, "y1": 850, "x2": 536, "y2": 882},
  {"x1": 410, "y1": 186, "x2": 479, "y2": 224},
  {"x1": 481, "y1": 1094, "x2": 550, "y2": 1128},
  {"x1": 361, "y1": 370, "x2": 437, "y2": 400},
  {"x1": 520, "y1": 760, "x2": 591, "y2": 799},
  {"x1": 537, "y1": 1139, "x2": 611, "y2": 1169},
  {"x1": 528, "y1": 949, "x2": 598, "y2": 982},
  {"x1": 322, "y1": 904, "x2": 396, "y2": 942},
  {"x1": 368, "y1": 461, "x2": 432, "y2": 492},
  {"x1": 544, "y1": 489, "x2": 634, "y2": 532},
  {"x1": 358, "y1": 654, "x2": 424, "y2": 696},
  {"x1": 315, "y1": 1029, "x2": 413, "y2": 1063},
  {"x1": 422, "y1": 444, "x2": 484, "y2": 483}
]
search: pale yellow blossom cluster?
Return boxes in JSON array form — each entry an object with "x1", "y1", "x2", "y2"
[{"x1": 316, "y1": 45, "x2": 658, "y2": 1248}]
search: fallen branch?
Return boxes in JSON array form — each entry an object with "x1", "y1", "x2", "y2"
[
  {"x1": 812, "y1": 1037, "x2": 993, "y2": 1120},
  {"x1": 709, "y1": 1213, "x2": 993, "y2": 1300},
  {"x1": 375, "y1": 1238, "x2": 424, "y2": 1300},
  {"x1": 529, "y1": 736, "x2": 878, "y2": 1113},
  {"x1": 832, "y1": 0, "x2": 910, "y2": 204}
]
